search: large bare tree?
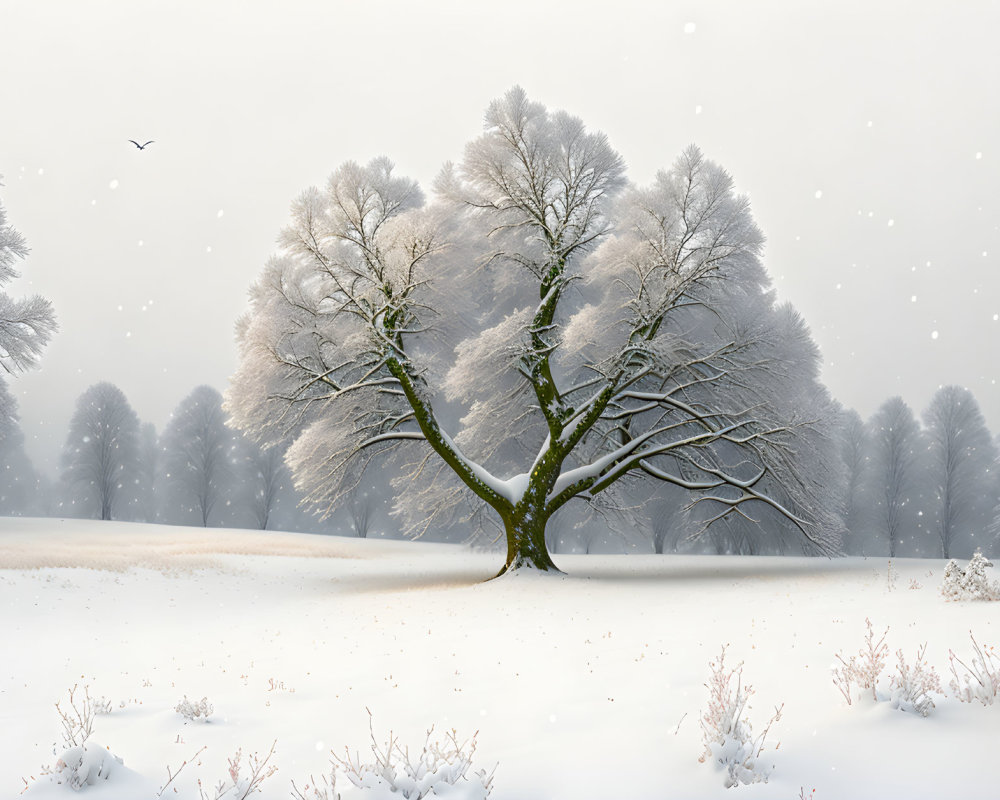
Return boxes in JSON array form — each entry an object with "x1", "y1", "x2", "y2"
[{"x1": 227, "y1": 88, "x2": 841, "y2": 576}]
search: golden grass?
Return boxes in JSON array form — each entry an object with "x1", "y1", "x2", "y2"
[{"x1": 0, "y1": 521, "x2": 369, "y2": 573}]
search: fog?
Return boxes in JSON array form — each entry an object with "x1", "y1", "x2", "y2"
[{"x1": 2, "y1": 0, "x2": 997, "y2": 475}]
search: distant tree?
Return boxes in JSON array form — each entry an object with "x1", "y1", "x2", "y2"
[
  {"x1": 347, "y1": 491, "x2": 373, "y2": 538},
  {"x1": 227, "y1": 88, "x2": 841, "y2": 577},
  {"x1": 865, "y1": 397, "x2": 932, "y2": 557},
  {"x1": 159, "y1": 386, "x2": 243, "y2": 527},
  {"x1": 923, "y1": 386, "x2": 999, "y2": 558},
  {"x1": 59, "y1": 382, "x2": 142, "y2": 520},
  {"x1": 0, "y1": 176, "x2": 57, "y2": 377},
  {"x1": 136, "y1": 422, "x2": 158, "y2": 522},
  {"x1": 0, "y1": 381, "x2": 38, "y2": 515},
  {"x1": 991, "y1": 435, "x2": 1000, "y2": 554},
  {"x1": 239, "y1": 438, "x2": 307, "y2": 531},
  {"x1": 835, "y1": 407, "x2": 874, "y2": 555}
]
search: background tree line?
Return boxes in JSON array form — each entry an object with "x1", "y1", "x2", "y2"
[{"x1": 2, "y1": 377, "x2": 998, "y2": 559}]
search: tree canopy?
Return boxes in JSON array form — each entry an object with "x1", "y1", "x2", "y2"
[{"x1": 227, "y1": 88, "x2": 842, "y2": 576}]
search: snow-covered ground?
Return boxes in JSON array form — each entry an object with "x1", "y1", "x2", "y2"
[{"x1": 2, "y1": 517, "x2": 996, "y2": 799}]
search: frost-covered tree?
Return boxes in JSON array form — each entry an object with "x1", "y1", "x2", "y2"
[
  {"x1": 0, "y1": 177, "x2": 56, "y2": 513},
  {"x1": 0, "y1": 177, "x2": 57, "y2": 377},
  {"x1": 923, "y1": 386, "x2": 999, "y2": 558},
  {"x1": 159, "y1": 385, "x2": 242, "y2": 527},
  {"x1": 865, "y1": 397, "x2": 933, "y2": 557},
  {"x1": 59, "y1": 382, "x2": 142, "y2": 520},
  {"x1": 228, "y1": 88, "x2": 841, "y2": 576}
]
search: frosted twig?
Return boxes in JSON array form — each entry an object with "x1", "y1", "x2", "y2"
[{"x1": 157, "y1": 746, "x2": 206, "y2": 797}]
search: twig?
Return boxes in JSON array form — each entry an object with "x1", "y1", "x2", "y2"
[{"x1": 157, "y1": 746, "x2": 207, "y2": 797}]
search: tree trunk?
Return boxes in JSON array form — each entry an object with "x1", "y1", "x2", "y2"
[{"x1": 495, "y1": 510, "x2": 561, "y2": 577}]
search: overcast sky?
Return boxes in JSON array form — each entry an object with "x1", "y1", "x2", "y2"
[{"x1": 2, "y1": 0, "x2": 998, "y2": 476}]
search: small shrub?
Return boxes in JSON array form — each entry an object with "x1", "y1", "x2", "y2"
[
  {"x1": 176, "y1": 695, "x2": 214, "y2": 722},
  {"x1": 292, "y1": 711, "x2": 495, "y2": 799},
  {"x1": 941, "y1": 551, "x2": 1000, "y2": 601},
  {"x1": 197, "y1": 741, "x2": 277, "y2": 800},
  {"x1": 49, "y1": 742, "x2": 124, "y2": 791},
  {"x1": 832, "y1": 618, "x2": 888, "y2": 704},
  {"x1": 699, "y1": 645, "x2": 782, "y2": 788},
  {"x1": 889, "y1": 643, "x2": 942, "y2": 717},
  {"x1": 949, "y1": 632, "x2": 1000, "y2": 705},
  {"x1": 55, "y1": 684, "x2": 98, "y2": 748}
]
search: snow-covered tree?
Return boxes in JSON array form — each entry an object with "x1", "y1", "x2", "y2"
[
  {"x1": 923, "y1": 386, "x2": 999, "y2": 558},
  {"x1": 0, "y1": 177, "x2": 56, "y2": 377},
  {"x1": 227, "y1": 88, "x2": 841, "y2": 576},
  {"x1": 159, "y1": 386, "x2": 242, "y2": 527},
  {"x1": 865, "y1": 397, "x2": 933, "y2": 557},
  {"x1": 0, "y1": 176, "x2": 56, "y2": 514},
  {"x1": 59, "y1": 382, "x2": 142, "y2": 520}
]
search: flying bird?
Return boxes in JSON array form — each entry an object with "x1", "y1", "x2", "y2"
[{"x1": 129, "y1": 139, "x2": 154, "y2": 150}]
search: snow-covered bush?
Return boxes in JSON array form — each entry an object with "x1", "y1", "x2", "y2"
[
  {"x1": 889, "y1": 643, "x2": 942, "y2": 717},
  {"x1": 175, "y1": 695, "x2": 214, "y2": 722},
  {"x1": 49, "y1": 742, "x2": 124, "y2": 791},
  {"x1": 949, "y1": 632, "x2": 1000, "y2": 705},
  {"x1": 831, "y1": 618, "x2": 889, "y2": 705},
  {"x1": 291, "y1": 715, "x2": 495, "y2": 799},
  {"x1": 196, "y1": 742, "x2": 277, "y2": 800},
  {"x1": 940, "y1": 551, "x2": 1000, "y2": 601},
  {"x1": 699, "y1": 646, "x2": 782, "y2": 788},
  {"x1": 55, "y1": 684, "x2": 99, "y2": 748}
]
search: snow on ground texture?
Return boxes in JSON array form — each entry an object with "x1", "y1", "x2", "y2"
[{"x1": 1, "y1": 517, "x2": 995, "y2": 799}]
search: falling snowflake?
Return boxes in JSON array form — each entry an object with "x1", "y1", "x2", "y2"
[
  {"x1": 138, "y1": 240, "x2": 144, "y2": 247},
  {"x1": 911, "y1": 295, "x2": 917, "y2": 303},
  {"x1": 109, "y1": 179, "x2": 119, "y2": 190},
  {"x1": 887, "y1": 219, "x2": 895, "y2": 227},
  {"x1": 695, "y1": 105, "x2": 703, "y2": 115},
  {"x1": 217, "y1": 209, "x2": 224, "y2": 218},
  {"x1": 684, "y1": 22, "x2": 696, "y2": 33},
  {"x1": 931, "y1": 331, "x2": 939, "y2": 340},
  {"x1": 38, "y1": 168, "x2": 44, "y2": 175},
  {"x1": 976, "y1": 152, "x2": 983, "y2": 160},
  {"x1": 814, "y1": 190, "x2": 823, "y2": 199},
  {"x1": 206, "y1": 246, "x2": 212, "y2": 253}
]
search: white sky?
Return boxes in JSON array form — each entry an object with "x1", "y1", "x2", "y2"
[{"x1": 2, "y1": 0, "x2": 998, "y2": 475}]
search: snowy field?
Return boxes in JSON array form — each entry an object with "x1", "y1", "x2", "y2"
[{"x1": 2, "y1": 517, "x2": 996, "y2": 799}]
